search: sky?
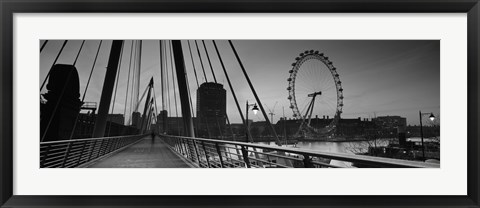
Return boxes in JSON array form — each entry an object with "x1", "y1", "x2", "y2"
[{"x1": 40, "y1": 40, "x2": 440, "y2": 126}]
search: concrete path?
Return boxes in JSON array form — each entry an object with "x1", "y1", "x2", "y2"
[{"x1": 88, "y1": 136, "x2": 191, "y2": 168}]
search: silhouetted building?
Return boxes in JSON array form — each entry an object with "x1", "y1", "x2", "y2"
[
  {"x1": 406, "y1": 125, "x2": 440, "y2": 138},
  {"x1": 337, "y1": 117, "x2": 374, "y2": 139},
  {"x1": 107, "y1": 114, "x2": 125, "y2": 125},
  {"x1": 155, "y1": 110, "x2": 168, "y2": 133},
  {"x1": 196, "y1": 82, "x2": 226, "y2": 138},
  {"x1": 73, "y1": 113, "x2": 138, "y2": 139},
  {"x1": 372, "y1": 115, "x2": 407, "y2": 136},
  {"x1": 229, "y1": 123, "x2": 246, "y2": 137},
  {"x1": 250, "y1": 121, "x2": 268, "y2": 137},
  {"x1": 131, "y1": 112, "x2": 141, "y2": 128},
  {"x1": 272, "y1": 116, "x2": 381, "y2": 140},
  {"x1": 274, "y1": 116, "x2": 333, "y2": 138},
  {"x1": 40, "y1": 64, "x2": 82, "y2": 141},
  {"x1": 164, "y1": 117, "x2": 185, "y2": 136}
]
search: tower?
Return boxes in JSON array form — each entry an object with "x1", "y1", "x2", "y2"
[{"x1": 196, "y1": 82, "x2": 227, "y2": 138}]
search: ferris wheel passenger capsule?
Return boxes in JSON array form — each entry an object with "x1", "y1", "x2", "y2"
[
  {"x1": 319, "y1": 53, "x2": 324, "y2": 56},
  {"x1": 304, "y1": 50, "x2": 309, "y2": 54},
  {"x1": 290, "y1": 105, "x2": 294, "y2": 109},
  {"x1": 339, "y1": 88, "x2": 343, "y2": 91},
  {"x1": 287, "y1": 87, "x2": 291, "y2": 90},
  {"x1": 288, "y1": 96, "x2": 292, "y2": 100},
  {"x1": 289, "y1": 70, "x2": 293, "y2": 73},
  {"x1": 291, "y1": 63, "x2": 296, "y2": 66},
  {"x1": 287, "y1": 78, "x2": 292, "y2": 81},
  {"x1": 314, "y1": 51, "x2": 319, "y2": 54},
  {"x1": 299, "y1": 53, "x2": 304, "y2": 56},
  {"x1": 309, "y1": 50, "x2": 314, "y2": 53},
  {"x1": 295, "y1": 57, "x2": 300, "y2": 60}
]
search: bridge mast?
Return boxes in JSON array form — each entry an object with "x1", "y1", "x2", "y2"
[
  {"x1": 92, "y1": 40, "x2": 124, "y2": 137},
  {"x1": 140, "y1": 78, "x2": 154, "y2": 133},
  {"x1": 171, "y1": 40, "x2": 195, "y2": 137}
]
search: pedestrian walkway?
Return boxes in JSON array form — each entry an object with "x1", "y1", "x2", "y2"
[{"x1": 87, "y1": 136, "x2": 192, "y2": 168}]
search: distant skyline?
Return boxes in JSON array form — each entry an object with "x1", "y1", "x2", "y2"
[{"x1": 40, "y1": 40, "x2": 440, "y2": 126}]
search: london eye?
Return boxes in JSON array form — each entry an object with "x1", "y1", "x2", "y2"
[{"x1": 287, "y1": 50, "x2": 344, "y2": 138}]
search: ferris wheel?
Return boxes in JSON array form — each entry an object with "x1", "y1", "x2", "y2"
[{"x1": 287, "y1": 50, "x2": 344, "y2": 138}]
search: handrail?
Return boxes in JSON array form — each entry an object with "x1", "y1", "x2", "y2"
[
  {"x1": 159, "y1": 134, "x2": 439, "y2": 168},
  {"x1": 41, "y1": 134, "x2": 145, "y2": 145},
  {"x1": 40, "y1": 134, "x2": 148, "y2": 168}
]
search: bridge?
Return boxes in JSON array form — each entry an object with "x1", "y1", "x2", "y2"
[
  {"x1": 40, "y1": 134, "x2": 438, "y2": 168},
  {"x1": 39, "y1": 40, "x2": 439, "y2": 169}
]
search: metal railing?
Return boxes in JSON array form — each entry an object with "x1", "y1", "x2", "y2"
[
  {"x1": 160, "y1": 135, "x2": 439, "y2": 168},
  {"x1": 40, "y1": 134, "x2": 146, "y2": 168}
]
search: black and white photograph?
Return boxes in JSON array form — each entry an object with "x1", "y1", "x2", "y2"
[{"x1": 39, "y1": 40, "x2": 440, "y2": 168}]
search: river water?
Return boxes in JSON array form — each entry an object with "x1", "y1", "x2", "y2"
[
  {"x1": 257, "y1": 139, "x2": 393, "y2": 167},
  {"x1": 259, "y1": 139, "x2": 391, "y2": 154},
  {"x1": 258, "y1": 137, "x2": 439, "y2": 154},
  {"x1": 256, "y1": 137, "x2": 439, "y2": 167}
]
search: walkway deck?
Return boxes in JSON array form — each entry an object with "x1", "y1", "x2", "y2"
[{"x1": 87, "y1": 136, "x2": 192, "y2": 168}]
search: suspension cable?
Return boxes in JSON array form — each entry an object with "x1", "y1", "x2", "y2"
[
  {"x1": 151, "y1": 86, "x2": 161, "y2": 133},
  {"x1": 81, "y1": 40, "x2": 103, "y2": 102},
  {"x1": 152, "y1": 88, "x2": 160, "y2": 133},
  {"x1": 202, "y1": 40, "x2": 217, "y2": 83},
  {"x1": 187, "y1": 40, "x2": 202, "y2": 135},
  {"x1": 129, "y1": 41, "x2": 138, "y2": 125},
  {"x1": 159, "y1": 40, "x2": 165, "y2": 112},
  {"x1": 187, "y1": 41, "x2": 202, "y2": 135},
  {"x1": 40, "y1": 40, "x2": 49, "y2": 53},
  {"x1": 41, "y1": 40, "x2": 89, "y2": 141},
  {"x1": 152, "y1": 87, "x2": 159, "y2": 120},
  {"x1": 73, "y1": 40, "x2": 86, "y2": 66},
  {"x1": 135, "y1": 41, "x2": 143, "y2": 108},
  {"x1": 211, "y1": 40, "x2": 239, "y2": 140},
  {"x1": 187, "y1": 41, "x2": 200, "y2": 88},
  {"x1": 69, "y1": 40, "x2": 103, "y2": 139},
  {"x1": 199, "y1": 40, "x2": 226, "y2": 139},
  {"x1": 41, "y1": 67, "x2": 75, "y2": 142},
  {"x1": 184, "y1": 63, "x2": 198, "y2": 136},
  {"x1": 213, "y1": 41, "x2": 246, "y2": 124},
  {"x1": 193, "y1": 41, "x2": 213, "y2": 138},
  {"x1": 40, "y1": 40, "x2": 68, "y2": 91},
  {"x1": 194, "y1": 40, "x2": 208, "y2": 82},
  {"x1": 228, "y1": 40, "x2": 281, "y2": 145},
  {"x1": 125, "y1": 82, "x2": 149, "y2": 126},
  {"x1": 123, "y1": 40, "x2": 135, "y2": 125},
  {"x1": 165, "y1": 41, "x2": 171, "y2": 119}
]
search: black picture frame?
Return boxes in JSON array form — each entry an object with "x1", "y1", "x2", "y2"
[{"x1": 1, "y1": 0, "x2": 479, "y2": 207}]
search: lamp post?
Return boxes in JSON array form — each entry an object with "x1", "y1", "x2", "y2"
[
  {"x1": 419, "y1": 111, "x2": 435, "y2": 160},
  {"x1": 245, "y1": 100, "x2": 259, "y2": 142}
]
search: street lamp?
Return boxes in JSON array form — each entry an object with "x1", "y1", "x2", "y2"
[
  {"x1": 245, "y1": 100, "x2": 259, "y2": 142},
  {"x1": 419, "y1": 111, "x2": 435, "y2": 160}
]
